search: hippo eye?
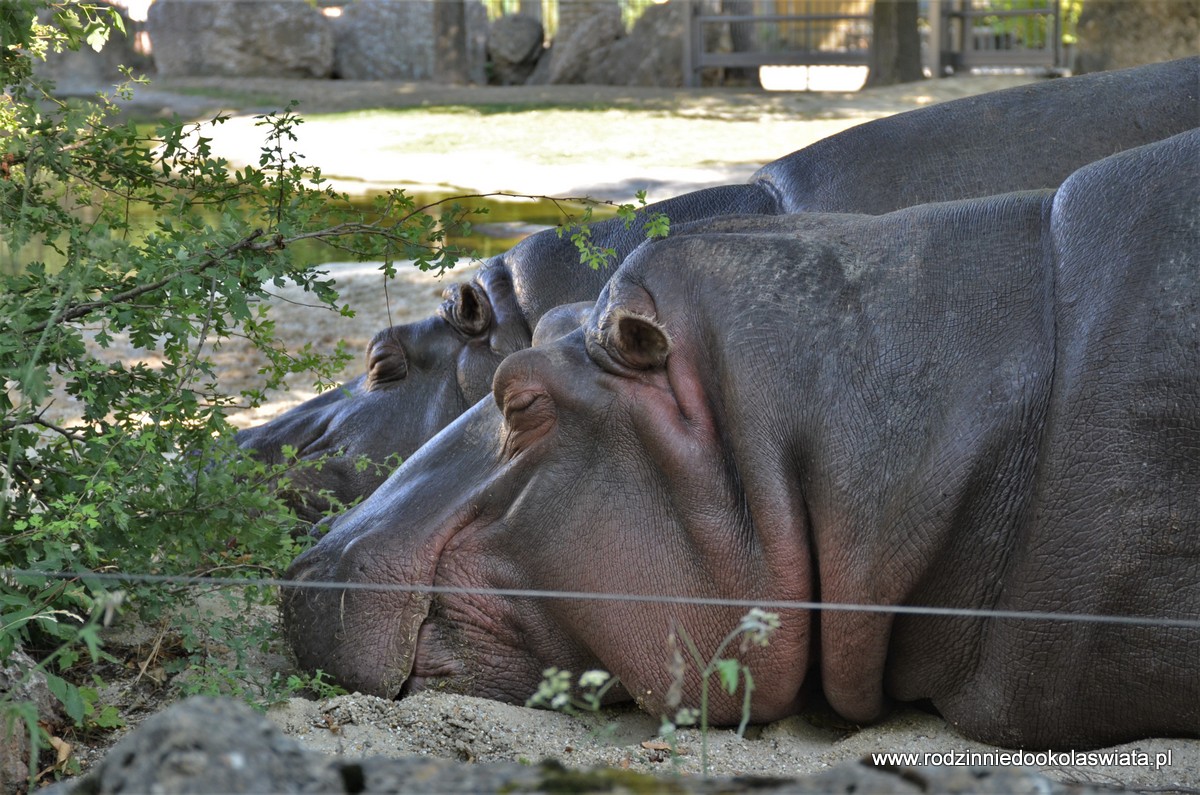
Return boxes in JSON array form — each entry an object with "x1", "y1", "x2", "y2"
[
  {"x1": 439, "y1": 282, "x2": 493, "y2": 338},
  {"x1": 500, "y1": 389, "x2": 555, "y2": 458}
]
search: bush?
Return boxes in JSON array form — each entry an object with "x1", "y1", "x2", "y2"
[{"x1": 0, "y1": 0, "x2": 477, "y2": 770}]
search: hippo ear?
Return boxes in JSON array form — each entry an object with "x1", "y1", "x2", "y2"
[
  {"x1": 611, "y1": 310, "x2": 671, "y2": 370},
  {"x1": 442, "y1": 283, "x2": 493, "y2": 337}
]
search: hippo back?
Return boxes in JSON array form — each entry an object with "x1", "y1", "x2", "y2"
[{"x1": 756, "y1": 57, "x2": 1200, "y2": 214}]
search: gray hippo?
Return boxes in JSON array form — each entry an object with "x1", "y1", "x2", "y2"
[
  {"x1": 282, "y1": 127, "x2": 1200, "y2": 750},
  {"x1": 242, "y1": 58, "x2": 1200, "y2": 520}
]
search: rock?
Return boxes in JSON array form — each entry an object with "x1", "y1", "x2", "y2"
[
  {"x1": 585, "y1": 1, "x2": 687, "y2": 87},
  {"x1": 52, "y1": 696, "x2": 1111, "y2": 794},
  {"x1": 65, "y1": 696, "x2": 343, "y2": 794},
  {"x1": 146, "y1": 0, "x2": 333, "y2": 79},
  {"x1": 531, "y1": 1, "x2": 689, "y2": 87},
  {"x1": 486, "y1": 13, "x2": 544, "y2": 85},
  {"x1": 541, "y1": 4, "x2": 625, "y2": 84},
  {"x1": 488, "y1": 14, "x2": 544, "y2": 65},
  {"x1": 1, "y1": 649, "x2": 66, "y2": 795},
  {"x1": 333, "y1": 1, "x2": 433, "y2": 81},
  {"x1": 1074, "y1": 0, "x2": 1199, "y2": 74}
]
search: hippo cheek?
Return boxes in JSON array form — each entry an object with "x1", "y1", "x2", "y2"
[{"x1": 400, "y1": 511, "x2": 612, "y2": 705}]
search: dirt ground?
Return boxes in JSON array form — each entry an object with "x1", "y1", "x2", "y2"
[{"x1": 44, "y1": 72, "x2": 1200, "y2": 792}]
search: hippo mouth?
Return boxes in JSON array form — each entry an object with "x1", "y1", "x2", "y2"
[
  {"x1": 281, "y1": 392, "x2": 512, "y2": 701},
  {"x1": 281, "y1": 544, "x2": 433, "y2": 699},
  {"x1": 396, "y1": 618, "x2": 470, "y2": 697},
  {"x1": 283, "y1": 496, "x2": 496, "y2": 700}
]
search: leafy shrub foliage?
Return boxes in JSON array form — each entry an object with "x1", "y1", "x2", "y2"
[{"x1": 0, "y1": 0, "x2": 477, "y2": 760}]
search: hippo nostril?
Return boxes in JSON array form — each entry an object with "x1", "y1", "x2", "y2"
[{"x1": 367, "y1": 337, "x2": 408, "y2": 387}]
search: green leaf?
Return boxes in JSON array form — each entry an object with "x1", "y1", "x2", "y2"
[
  {"x1": 44, "y1": 673, "x2": 87, "y2": 725},
  {"x1": 715, "y1": 658, "x2": 741, "y2": 695}
]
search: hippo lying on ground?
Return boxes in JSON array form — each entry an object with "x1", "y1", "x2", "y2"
[
  {"x1": 283, "y1": 127, "x2": 1200, "y2": 750},
  {"x1": 242, "y1": 58, "x2": 1200, "y2": 520}
]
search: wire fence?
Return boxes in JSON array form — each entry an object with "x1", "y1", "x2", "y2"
[{"x1": 5, "y1": 567, "x2": 1199, "y2": 631}]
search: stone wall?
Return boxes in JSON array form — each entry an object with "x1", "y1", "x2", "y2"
[
  {"x1": 1074, "y1": 0, "x2": 1199, "y2": 74},
  {"x1": 126, "y1": 0, "x2": 695, "y2": 87},
  {"x1": 145, "y1": 0, "x2": 488, "y2": 82},
  {"x1": 147, "y1": 0, "x2": 334, "y2": 78}
]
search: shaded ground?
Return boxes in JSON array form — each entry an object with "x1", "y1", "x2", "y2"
[{"x1": 42, "y1": 73, "x2": 1200, "y2": 793}]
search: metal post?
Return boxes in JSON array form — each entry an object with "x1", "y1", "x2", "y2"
[
  {"x1": 927, "y1": 0, "x2": 942, "y2": 77},
  {"x1": 683, "y1": 0, "x2": 697, "y2": 87}
]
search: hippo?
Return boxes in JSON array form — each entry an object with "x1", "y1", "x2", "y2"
[
  {"x1": 242, "y1": 58, "x2": 1200, "y2": 520},
  {"x1": 282, "y1": 127, "x2": 1200, "y2": 750}
]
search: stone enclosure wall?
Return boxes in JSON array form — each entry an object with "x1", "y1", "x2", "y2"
[
  {"x1": 52, "y1": 0, "x2": 1200, "y2": 88},
  {"x1": 136, "y1": 0, "x2": 891, "y2": 90},
  {"x1": 140, "y1": 0, "x2": 693, "y2": 87},
  {"x1": 146, "y1": 0, "x2": 489, "y2": 81}
]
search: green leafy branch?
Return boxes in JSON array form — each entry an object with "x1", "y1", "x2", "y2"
[{"x1": 556, "y1": 188, "x2": 671, "y2": 271}]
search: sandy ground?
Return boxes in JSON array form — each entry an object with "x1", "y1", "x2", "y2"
[
  {"x1": 47, "y1": 73, "x2": 1200, "y2": 791},
  {"x1": 266, "y1": 692, "x2": 1200, "y2": 790}
]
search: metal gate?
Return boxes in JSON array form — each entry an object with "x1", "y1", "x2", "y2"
[
  {"x1": 682, "y1": 1, "x2": 873, "y2": 87},
  {"x1": 940, "y1": 0, "x2": 1064, "y2": 72},
  {"x1": 682, "y1": 0, "x2": 1071, "y2": 87}
]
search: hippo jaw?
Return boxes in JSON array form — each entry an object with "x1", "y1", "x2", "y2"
[{"x1": 282, "y1": 529, "x2": 433, "y2": 698}]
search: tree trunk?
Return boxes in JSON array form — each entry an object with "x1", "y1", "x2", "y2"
[
  {"x1": 722, "y1": 0, "x2": 762, "y2": 88},
  {"x1": 864, "y1": 0, "x2": 924, "y2": 88},
  {"x1": 434, "y1": 0, "x2": 469, "y2": 83}
]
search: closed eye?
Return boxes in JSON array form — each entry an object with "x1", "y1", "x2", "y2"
[{"x1": 501, "y1": 390, "x2": 555, "y2": 458}]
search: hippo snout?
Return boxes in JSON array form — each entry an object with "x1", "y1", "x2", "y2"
[{"x1": 281, "y1": 538, "x2": 428, "y2": 699}]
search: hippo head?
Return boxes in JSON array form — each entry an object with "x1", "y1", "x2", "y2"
[
  {"x1": 281, "y1": 227, "x2": 835, "y2": 724},
  {"x1": 235, "y1": 263, "x2": 534, "y2": 522},
  {"x1": 236, "y1": 184, "x2": 784, "y2": 519},
  {"x1": 281, "y1": 196, "x2": 1075, "y2": 739}
]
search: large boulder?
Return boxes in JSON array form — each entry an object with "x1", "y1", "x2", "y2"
[
  {"x1": 146, "y1": 0, "x2": 333, "y2": 79},
  {"x1": 1074, "y1": 0, "x2": 1199, "y2": 74},
  {"x1": 585, "y1": 0, "x2": 687, "y2": 87},
  {"x1": 486, "y1": 13, "x2": 544, "y2": 85},
  {"x1": 332, "y1": 0, "x2": 487, "y2": 83},
  {"x1": 537, "y1": 3, "x2": 624, "y2": 84},
  {"x1": 530, "y1": 0, "x2": 689, "y2": 87},
  {"x1": 332, "y1": 0, "x2": 436, "y2": 81}
]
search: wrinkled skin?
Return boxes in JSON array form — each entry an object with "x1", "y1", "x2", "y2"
[
  {"x1": 283, "y1": 128, "x2": 1200, "y2": 750},
  {"x1": 242, "y1": 58, "x2": 1200, "y2": 514}
]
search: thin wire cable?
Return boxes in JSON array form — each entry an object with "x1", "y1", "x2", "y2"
[{"x1": 4, "y1": 567, "x2": 1199, "y2": 630}]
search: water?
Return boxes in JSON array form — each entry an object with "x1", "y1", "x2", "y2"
[
  {"x1": 321, "y1": 191, "x2": 616, "y2": 262},
  {"x1": 1, "y1": 190, "x2": 617, "y2": 276}
]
